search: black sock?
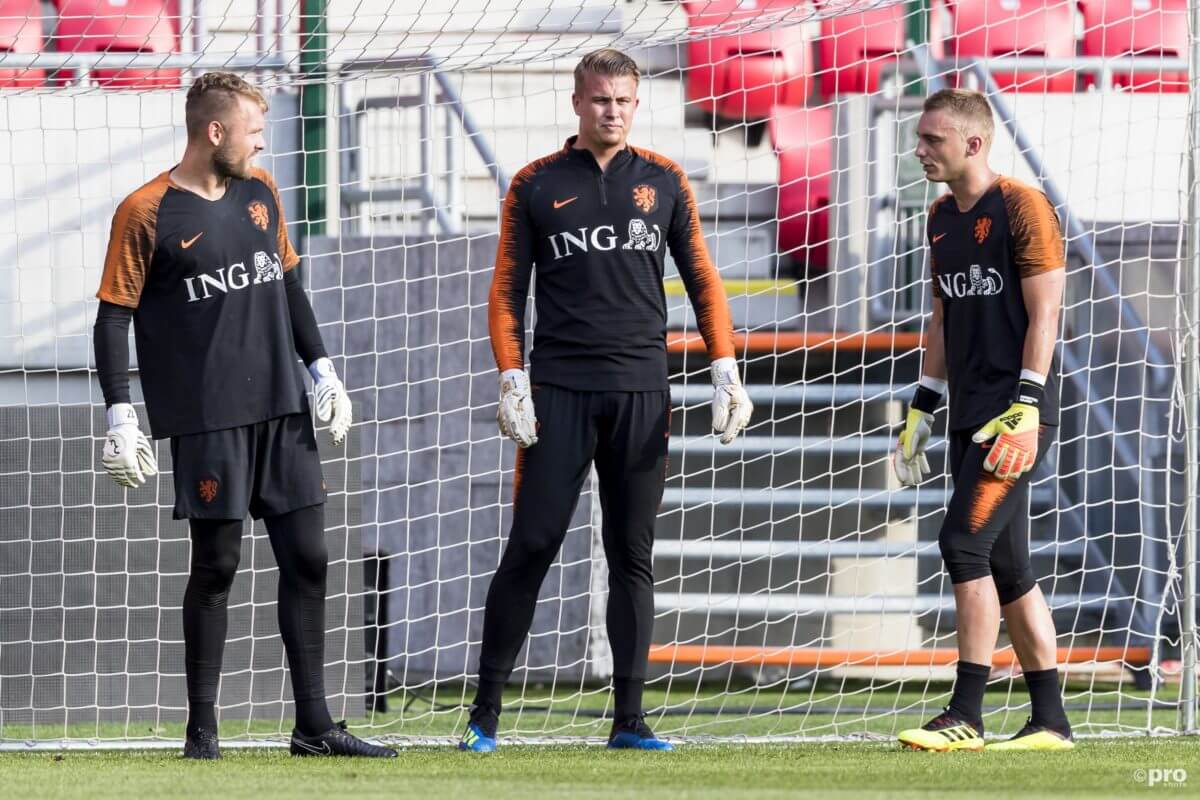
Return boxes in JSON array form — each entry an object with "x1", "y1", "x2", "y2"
[
  {"x1": 187, "y1": 701, "x2": 217, "y2": 739},
  {"x1": 183, "y1": 519, "x2": 243, "y2": 739},
  {"x1": 1024, "y1": 668, "x2": 1070, "y2": 734},
  {"x1": 613, "y1": 678, "x2": 644, "y2": 723},
  {"x1": 264, "y1": 505, "x2": 336, "y2": 738},
  {"x1": 947, "y1": 660, "x2": 990, "y2": 730},
  {"x1": 472, "y1": 679, "x2": 504, "y2": 716}
]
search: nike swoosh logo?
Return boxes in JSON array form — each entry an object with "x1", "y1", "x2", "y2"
[
  {"x1": 292, "y1": 738, "x2": 332, "y2": 755},
  {"x1": 932, "y1": 233, "x2": 947, "y2": 243},
  {"x1": 553, "y1": 197, "x2": 578, "y2": 209},
  {"x1": 182, "y1": 233, "x2": 204, "y2": 249}
]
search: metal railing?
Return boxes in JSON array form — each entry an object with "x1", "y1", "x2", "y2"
[{"x1": 336, "y1": 57, "x2": 509, "y2": 236}]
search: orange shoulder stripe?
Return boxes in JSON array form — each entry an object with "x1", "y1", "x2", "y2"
[{"x1": 96, "y1": 171, "x2": 171, "y2": 308}]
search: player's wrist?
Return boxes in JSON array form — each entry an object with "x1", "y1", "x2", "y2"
[
  {"x1": 308, "y1": 356, "x2": 337, "y2": 383},
  {"x1": 710, "y1": 357, "x2": 740, "y2": 386},
  {"x1": 106, "y1": 402, "x2": 139, "y2": 430},
  {"x1": 910, "y1": 375, "x2": 946, "y2": 415},
  {"x1": 1015, "y1": 369, "x2": 1045, "y2": 409}
]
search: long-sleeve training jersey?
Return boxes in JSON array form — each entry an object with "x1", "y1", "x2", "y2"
[{"x1": 488, "y1": 136, "x2": 735, "y2": 391}]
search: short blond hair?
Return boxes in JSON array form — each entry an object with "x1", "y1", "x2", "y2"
[
  {"x1": 923, "y1": 88, "x2": 994, "y2": 144},
  {"x1": 574, "y1": 48, "x2": 640, "y2": 94},
  {"x1": 185, "y1": 72, "x2": 269, "y2": 140}
]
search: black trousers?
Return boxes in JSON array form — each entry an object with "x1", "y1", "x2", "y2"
[
  {"x1": 939, "y1": 425, "x2": 1056, "y2": 606},
  {"x1": 477, "y1": 385, "x2": 670, "y2": 685}
]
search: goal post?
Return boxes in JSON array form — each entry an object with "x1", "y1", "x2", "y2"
[{"x1": 0, "y1": 0, "x2": 1197, "y2": 748}]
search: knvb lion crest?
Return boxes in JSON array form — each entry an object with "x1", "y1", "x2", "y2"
[
  {"x1": 248, "y1": 200, "x2": 270, "y2": 231},
  {"x1": 632, "y1": 184, "x2": 657, "y2": 214},
  {"x1": 198, "y1": 478, "x2": 219, "y2": 504},
  {"x1": 973, "y1": 214, "x2": 992, "y2": 244}
]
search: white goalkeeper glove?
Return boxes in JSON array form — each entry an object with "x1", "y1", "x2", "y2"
[
  {"x1": 309, "y1": 357, "x2": 352, "y2": 447},
  {"x1": 101, "y1": 403, "x2": 158, "y2": 489},
  {"x1": 497, "y1": 368, "x2": 538, "y2": 448},
  {"x1": 711, "y1": 357, "x2": 753, "y2": 445},
  {"x1": 892, "y1": 407, "x2": 934, "y2": 487}
]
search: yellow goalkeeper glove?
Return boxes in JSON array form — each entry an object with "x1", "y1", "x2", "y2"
[
  {"x1": 893, "y1": 406, "x2": 934, "y2": 486},
  {"x1": 972, "y1": 402, "x2": 1039, "y2": 480}
]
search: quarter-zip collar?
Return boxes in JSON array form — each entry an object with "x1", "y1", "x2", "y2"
[{"x1": 562, "y1": 135, "x2": 634, "y2": 174}]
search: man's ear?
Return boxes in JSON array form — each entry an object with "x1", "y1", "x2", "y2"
[{"x1": 207, "y1": 119, "x2": 224, "y2": 147}]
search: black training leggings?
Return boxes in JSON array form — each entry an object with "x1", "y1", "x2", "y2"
[
  {"x1": 477, "y1": 386, "x2": 670, "y2": 687},
  {"x1": 183, "y1": 504, "x2": 331, "y2": 723},
  {"x1": 938, "y1": 425, "x2": 1055, "y2": 605}
]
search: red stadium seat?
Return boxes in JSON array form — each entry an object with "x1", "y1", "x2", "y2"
[
  {"x1": 55, "y1": 0, "x2": 180, "y2": 89},
  {"x1": 0, "y1": 0, "x2": 45, "y2": 88},
  {"x1": 685, "y1": 0, "x2": 813, "y2": 120},
  {"x1": 768, "y1": 105, "x2": 833, "y2": 272},
  {"x1": 1080, "y1": 0, "x2": 1187, "y2": 92},
  {"x1": 817, "y1": 4, "x2": 906, "y2": 95},
  {"x1": 937, "y1": 0, "x2": 1076, "y2": 92}
]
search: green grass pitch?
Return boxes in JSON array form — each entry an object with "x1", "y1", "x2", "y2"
[{"x1": 3, "y1": 685, "x2": 1195, "y2": 798}]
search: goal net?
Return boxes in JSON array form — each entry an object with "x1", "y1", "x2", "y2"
[{"x1": 0, "y1": 0, "x2": 1196, "y2": 748}]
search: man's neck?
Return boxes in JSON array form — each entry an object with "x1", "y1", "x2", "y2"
[
  {"x1": 572, "y1": 135, "x2": 625, "y2": 173},
  {"x1": 170, "y1": 150, "x2": 230, "y2": 201},
  {"x1": 947, "y1": 167, "x2": 999, "y2": 213}
]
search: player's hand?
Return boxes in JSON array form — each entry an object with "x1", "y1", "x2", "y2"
[
  {"x1": 101, "y1": 403, "x2": 158, "y2": 489},
  {"x1": 892, "y1": 407, "x2": 934, "y2": 486},
  {"x1": 309, "y1": 357, "x2": 352, "y2": 447},
  {"x1": 497, "y1": 369, "x2": 538, "y2": 448},
  {"x1": 711, "y1": 357, "x2": 753, "y2": 445},
  {"x1": 971, "y1": 402, "x2": 1039, "y2": 480}
]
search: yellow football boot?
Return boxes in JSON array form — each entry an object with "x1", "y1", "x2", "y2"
[
  {"x1": 985, "y1": 719, "x2": 1074, "y2": 752},
  {"x1": 898, "y1": 708, "x2": 985, "y2": 752}
]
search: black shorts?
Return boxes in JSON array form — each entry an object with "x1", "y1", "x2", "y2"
[{"x1": 169, "y1": 413, "x2": 326, "y2": 520}]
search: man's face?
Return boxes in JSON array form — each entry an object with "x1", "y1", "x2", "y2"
[
  {"x1": 211, "y1": 96, "x2": 266, "y2": 180},
  {"x1": 914, "y1": 109, "x2": 980, "y2": 183},
  {"x1": 573, "y1": 72, "x2": 639, "y2": 149}
]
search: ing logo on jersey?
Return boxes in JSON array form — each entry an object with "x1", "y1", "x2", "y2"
[
  {"x1": 937, "y1": 264, "x2": 1004, "y2": 298},
  {"x1": 622, "y1": 219, "x2": 660, "y2": 250},
  {"x1": 974, "y1": 214, "x2": 992, "y2": 244},
  {"x1": 632, "y1": 184, "x2": 657, "y2": 214},
  {"x1": 198, "y1": 478, "x2": 219, "y2": 504},
  {"x1": 253, "y1": 251, "x2": 283, "y2": 284},
  {"x1": 248, "y1": 200, "x2": 270, "y2": 231}
]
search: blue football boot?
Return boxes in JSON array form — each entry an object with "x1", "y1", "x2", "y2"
[
  {"x1": 607, "y1": 714, "x2": 674, "y2": 751},
  {"x1": 458, "y1": 704, "x2": 498, "y2": 753}
]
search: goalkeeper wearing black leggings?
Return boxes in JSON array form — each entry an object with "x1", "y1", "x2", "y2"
[
  {"x1": 459, "y1": 49, "x2": 752, "y2": 753},
  {"x1": 92, "y1": 72, "x2": 394, "y2": 760}
]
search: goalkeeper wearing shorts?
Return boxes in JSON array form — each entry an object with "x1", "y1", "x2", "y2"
[
  {"x1": 92, "y1": 72, "x2": 394, "y2": 760},
  {"x1": 459, "y1": 48, "x2": 753, "y2": 753},
  {"x1": 895, "y1": 89, "x2": 1072, "y2": 752}
]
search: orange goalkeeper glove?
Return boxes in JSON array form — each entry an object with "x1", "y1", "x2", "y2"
[{"x1": 972, "y1": 373, "x2": 1046, "y2": 480}]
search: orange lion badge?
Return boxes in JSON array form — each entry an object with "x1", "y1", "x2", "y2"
[
  {"x1": 973, "y1": 214, "x2": 992, "y2": 244},
  {"x1": 248, "y1": 200, "x2": 270, "y2": 231},
  {"x1": 198, "y1": 478, "x2": 219, "y2": 504},
  {"x1": 632, "y1": 184, "x2": 657, "y2": 214}
]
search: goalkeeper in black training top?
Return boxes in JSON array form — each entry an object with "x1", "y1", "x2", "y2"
[
  {"x1": 459, "y1": 48, "x2": 753, "y2": 753},
  {"x1": 93, "y1": 72, "x2": 394, "y2": 760}
]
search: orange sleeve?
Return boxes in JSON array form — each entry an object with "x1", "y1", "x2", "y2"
[
  {"x1": 253, "y1": 167, "x2": 301, "y2": 271},
  {"x1": 926, "y1": 196, "x2": 945, "y2": 300},
  {"x1": 1001, "y1": 178, "x2": 1064, "y2": 279},
  {"x1": 655, "y1": 154, "x2": 734, "y2": 361},
  {"x1": 488, "y1": 170, "x2": 536, "y2": 372},
  {"x1": 95, "y1": 174, "x2": 168, "y2": 308}
]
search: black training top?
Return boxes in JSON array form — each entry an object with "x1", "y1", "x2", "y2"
[
  {"x1": 927, "y1": 175, "x2": 1065, "y2": 430},
  {"x1": 95, "y1": 167, "x2": 306, "y2": 439},
  {"x1": 488, "y1": 136, "x2": 735, "y2": 391}
]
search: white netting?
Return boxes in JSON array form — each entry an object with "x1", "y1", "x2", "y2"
[{"x1": 0, "y1": 0, "x2": 1196, "y2": 747}]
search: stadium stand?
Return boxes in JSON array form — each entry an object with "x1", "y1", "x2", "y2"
[
  {"x1": 1080, "y1": 0, "x2": 1187, "y2": 92},
  {"x1": 934, "y1": 0, "x2": 1076, "y2": 92},
  {"x1": 0, "y1": 0, "x2": 43, "y2": 87},
  {"x1": 54, "y1": 0, "x2": 180, "y2": 88},
  {"x1": 817, "y1": 2, "x2": 907, "y2": 95}
]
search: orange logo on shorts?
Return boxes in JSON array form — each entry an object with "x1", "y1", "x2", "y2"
[
  {"x1": 198, "y1": 478, "x2": 219, "y2": 504},
  {"x1": 974, "y1": 214, "x2": 992, "y2": 244},
  {"x1": 248, "y1": 201, "x2": 270, "y2": 231},
  {"x1": 632, "y1": 184, "x2": 657, "y2": 214}
]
